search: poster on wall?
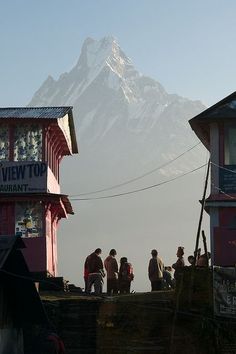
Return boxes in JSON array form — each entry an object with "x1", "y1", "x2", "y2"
[
  {"x1": 213, "y1": 266, "x2": 236, "y2": 318},
  {"x1": 15, "y1": 202, "x2": 42, "y2": 238},
  {"x1": 0, "y1": 161, "x2": 47, "y2": 193}
]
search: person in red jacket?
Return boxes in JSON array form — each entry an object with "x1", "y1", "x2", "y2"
[
  {"x1": 34, "y1": 325, "x2": 66, "y2": 354},
  {"x1": 118, "y1": 257, "x2": 134, "y2": 294}
]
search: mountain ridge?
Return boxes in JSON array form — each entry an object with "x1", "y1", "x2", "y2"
[{"x1": 29, "y1": 36, "x2": 206, "y2": 155}]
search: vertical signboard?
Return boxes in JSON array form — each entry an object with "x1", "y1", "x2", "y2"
[{"x1": 213, "y1": 266, "x2": 236, "y2": 318}]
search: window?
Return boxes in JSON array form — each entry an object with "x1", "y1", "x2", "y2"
[
  {"x1": 0, "y1": 124, "x2": 9, "y2": 160},
  {"x1": 224, "y1": 125, "x2": 236, "y2": 165},
  {"x1": 14, "y1": 124, "x2": 42, "y2": 161}
]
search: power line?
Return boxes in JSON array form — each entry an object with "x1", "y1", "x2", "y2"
[
  {"x1": 70, "y1": 163, "x2": 207, "y2": 201},
  {"x1": 211, "y1": 162, "x2": 236, "y2": 174},
  {"x1": 70, "y1": 142, "x2": 201, "y2": 197},
  {"x1": 210, "y1": 162, "x2": 236, "y2": 198},
  {"x1": 211, "y1": 183, "x2": 235, "y2": 199},
  {"x1": 210, "y1": 161, "x2": 236, "y2": 198}
]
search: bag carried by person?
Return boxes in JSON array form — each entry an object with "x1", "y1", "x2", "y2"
[
  {"x1": 34, "y1": 328, "x2": 66, "y2": 354},
  {"x1": 47, "y1": 332, "x2": 66, "y2": 354},
  {"x1": 121, "y1": 262, "x2": 134, "y2": 281}
]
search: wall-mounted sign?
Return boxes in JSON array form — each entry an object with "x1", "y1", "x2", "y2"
[
  {"x1": 213, "y1": 267, "x2": 236, "y2": 318},
  {"x1": 0, "y1": 161, "x2": 47, "y2": 193}
]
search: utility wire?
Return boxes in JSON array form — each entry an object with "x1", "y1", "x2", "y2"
[
  {"x1": 70, "y1": 163, "x2": 207, "y2": 201},
  {"x1": 210, "y1": 161, "x2": 236, "y2": 198},
  {"x1": 70, "y1": 142, "x2": 201, "y2": 197},
  {"x1": 210, "y1": 162, "x2": 236, "y2": 198},
  {"x1": 211, "y1": 162, "x2": 236, "y2": 174},
  {"x1": 211, "y1": 183, "x2": 236, "y2": 199}
]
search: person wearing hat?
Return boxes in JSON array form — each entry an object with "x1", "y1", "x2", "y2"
[
  {"x1": 172, "y1": 246, "x2": 185, "y2": 280},
  {"x1": 148, "y1": 249, "x2": 164, "y2": 291}
]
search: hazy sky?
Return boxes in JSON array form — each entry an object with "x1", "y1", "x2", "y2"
[{"x1": 1, "y1": 0, "x2": 236, "y2": 108}]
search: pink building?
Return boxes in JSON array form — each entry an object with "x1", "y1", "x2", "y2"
[
  {"x1": 189, "y1": 92, "x2": 236, "y2": 266},
  {"x1": 0, "y1": 107, "x2": 78, "y2": 277}
]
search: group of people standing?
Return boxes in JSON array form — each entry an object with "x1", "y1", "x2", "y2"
[
  {"x1": 148, "y1": 245, "x2": 211, "y2": 291},
  {"x1": 148, "y1": 249, "x2": 175, "y2": 291},
  {"x1": 83, "y1": 245, "x2": 209, "y2": 295},
  {"x1": 84, "y1": 248, "x2": 134, "y2": 295}
]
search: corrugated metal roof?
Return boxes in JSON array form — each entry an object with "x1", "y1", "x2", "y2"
[
  {"x1": 0, "y1": 106, "x2": 73, "y2": 119},
  {"x1": 189, "y1": 91, "x2": 236, "y2": 149},
  {"x1": 0, "y1": 106, "x2": 79, "y2": 154},
  {"x1": 189, "y1": 91, "x2": 236, "y2": 123}
]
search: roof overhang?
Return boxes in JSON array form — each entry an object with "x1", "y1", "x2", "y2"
[
  {"x1": 0, "y1": 106, "x2": 79, "y2": 155},
  {"x1": 205, "y1": 195, "x2": 236, "y2": 213},
  {"x1": 0, "y1": 193, "x2": 74, "y2": 216},
  {"x1": 189, "y1": 91, "x2": 236, "y2": 150},
  {"x1": 68, "y1": 109, "x2": 78, "y2": 154}
]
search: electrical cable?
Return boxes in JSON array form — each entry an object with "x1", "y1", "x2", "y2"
[
  {"x1": 70, "y1": 142, "x2": 201, "y2": 197},
  {"x1": 211, "y1": 183, "x2": 236, "y2": 199},
  {"x1": 70, "y1": 163, "x2": 207, "y2": 201},
  {"x1": 211, "y1": 162, "x2": 236, "y2": 174},
  {"x1": 210, "y1": 161, "x2": 236, "y2": 198}
]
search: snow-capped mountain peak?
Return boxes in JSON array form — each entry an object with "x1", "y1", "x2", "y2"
[
  {"x1": 29, "y1": 36, "x2": 206, "y2": 158},
  {"x1": 75, "y1": 36, "x2": 132, "y2": 82}
]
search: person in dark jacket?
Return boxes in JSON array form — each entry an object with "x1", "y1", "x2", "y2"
[
  {"x1": 163, "y1": 266, "x2": 174, "y2": 289},
  {"x1": 104, "y1": 249, "x2": 118, "y2": 295},
  {"x1": 87, "y1": 248, "x2": 104, "y2": 295},
  {"x1": 196, "y1": 252, "x2": 211, "y2": 267},
  {"x1": 148, "y1": 249, "x2": 164, "y2": 291},
  {"x1": 172, "y1": 246, "x2": 185, "y2": 280},
  {"x1": 83, "y1": 254, "x2": 90, "y2": 293},
  {"x1": 118, "y1": 257, "x2": 134, "y2": 294}
]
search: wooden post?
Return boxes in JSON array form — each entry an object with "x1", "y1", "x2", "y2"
[
  {"x1": 193, "y1": 159, "x2": 211, "y2": 265},
  {"x1": 202, "y1": 230, "x2": 209, "y2": 266},
  {"x1": 188, "y1": 159, "x2": 211, "y2": 308}
]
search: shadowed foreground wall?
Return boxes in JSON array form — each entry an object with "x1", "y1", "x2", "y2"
[{"x1": 25, "y1": 269, "x2": 236, "y2": 354}]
